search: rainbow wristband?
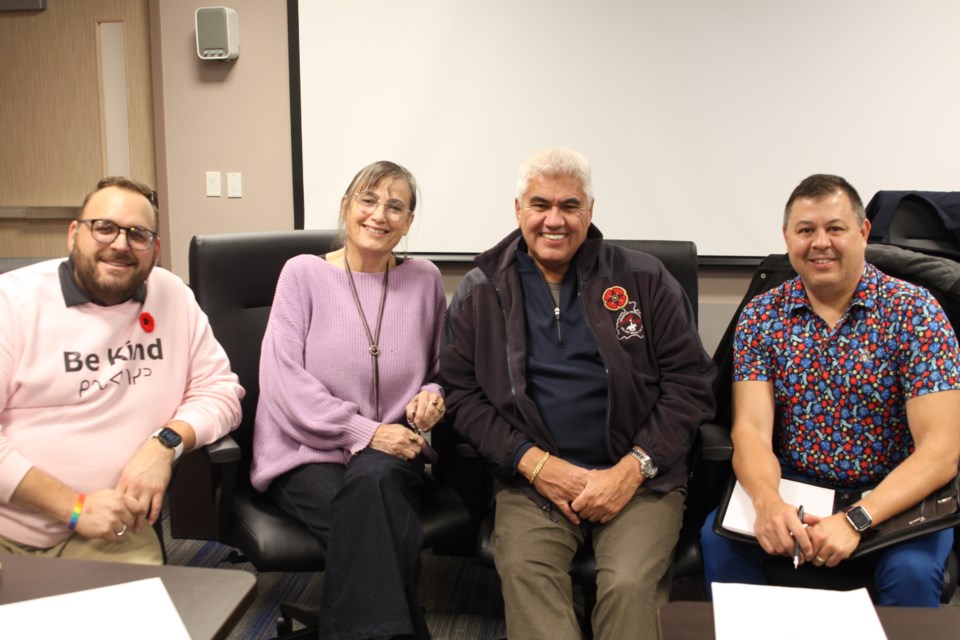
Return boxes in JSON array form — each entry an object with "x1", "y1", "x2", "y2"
[{"x1": 67, "y1": 493, "x2": 85, "y2": 531}]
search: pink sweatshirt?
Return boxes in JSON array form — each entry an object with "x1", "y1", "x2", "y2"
[
  {"x1": 250, "y1": 255, "x2": 445, "y2": 493},
  {"x1": 0, "y1": 259, "x2": 243, "y2": 547}
]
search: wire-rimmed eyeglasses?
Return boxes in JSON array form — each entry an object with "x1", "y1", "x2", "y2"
[
  {"x1": 77, "y1": 219, "x2": 158, "y2": 251},
  {"x1": 353, "y1": 193, "x2": 411, "y2": 220}
]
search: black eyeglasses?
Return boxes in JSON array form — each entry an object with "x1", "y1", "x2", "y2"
[{"x1": 77, "y1": 219, "x2": 158, "y2": 251}]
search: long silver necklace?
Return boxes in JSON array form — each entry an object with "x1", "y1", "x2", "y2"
[{"x1": 343, "y1": 244, "x2": 390, "y2": 421}]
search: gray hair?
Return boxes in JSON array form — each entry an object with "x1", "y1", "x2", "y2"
[{"x1": 516, "y1": 147, "x2": 594, "y2": 204}]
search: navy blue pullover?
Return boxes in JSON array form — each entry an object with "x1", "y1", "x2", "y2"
[{"x1": 516, "y1": 251, "x2": 610, "y2": 469}]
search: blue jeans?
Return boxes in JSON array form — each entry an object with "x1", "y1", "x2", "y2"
[{"x1": 700, "y1": 508, "x2": 954, "y2": 607}]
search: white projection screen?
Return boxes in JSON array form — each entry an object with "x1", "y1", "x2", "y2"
[{"x1": 290, "y1": 0, "x2": 960, "y2": 261}]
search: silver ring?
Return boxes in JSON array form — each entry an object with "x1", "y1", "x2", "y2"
[{"x1": 116, "y1": 524, "x2": 127, "y2": 537}]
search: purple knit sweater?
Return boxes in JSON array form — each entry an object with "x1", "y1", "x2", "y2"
[{"x1": 250, "y1": 254, "x2": 445, "y2": 492}]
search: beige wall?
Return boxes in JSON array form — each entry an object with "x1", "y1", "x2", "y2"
[
  {"x1": 700, "y1": 266, "x2": 752, "y2": 355},
  {"x1": 149, "y1": 0, "x2": 294, "y2": 276}
]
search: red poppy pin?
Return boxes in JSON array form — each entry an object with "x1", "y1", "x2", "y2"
[
  {"x1": 602, "y1": 286, "x2": 629, "y2": 311},
  {"x1": 139, "y1": 312, "x2": 155, "y2": 333}
]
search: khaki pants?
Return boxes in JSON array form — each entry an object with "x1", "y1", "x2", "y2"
[
  {"x1": 0, "y1": 524, "x2": 163, "y2": 565},
  {"x1": 492, "y1": 485, "x2": 685, "y2": 640}
]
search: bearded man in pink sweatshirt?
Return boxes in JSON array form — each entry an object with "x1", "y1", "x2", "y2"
[{"x1": 0, "y1": 177, "x2": 243, "y2": 564}]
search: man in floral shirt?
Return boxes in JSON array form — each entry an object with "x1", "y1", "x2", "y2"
[{"x1": 701, "y1": 174, "x2": 960, "y2": 606}]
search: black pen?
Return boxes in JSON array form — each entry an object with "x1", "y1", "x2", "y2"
[{"x1": 793, "y1": 505, "x2": 804, "y2": 569}]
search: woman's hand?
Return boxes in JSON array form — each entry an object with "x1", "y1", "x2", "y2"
[
  {"x1": 405, "y1": 391, "x2": 446, "y2": 432},
  {"x1": 369, "y1": 423, "x2": 425, "y2": 460}
]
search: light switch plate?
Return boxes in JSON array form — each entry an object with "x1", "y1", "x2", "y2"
[
  {"x1": 227, "y1": 172, "x2": 242, "y2": 198},
  {"x1": 206, "y1": 171, "x2": 221, "y2": 197}
]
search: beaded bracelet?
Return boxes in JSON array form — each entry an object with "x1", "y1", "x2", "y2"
[
  {"x1": 67, "y1": 493, "x2": 85, "y2": 531},
  {"x1": 529, "y1": 452, "x2": 551, "y2": 484}
]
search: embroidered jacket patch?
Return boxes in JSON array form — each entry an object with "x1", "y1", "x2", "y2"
[{"x1": 615, "y1": 301, "x2": 645, "y2": 341}]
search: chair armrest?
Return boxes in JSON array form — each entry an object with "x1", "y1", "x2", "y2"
[
  {"x1": 202, "y1": 434, "x2": 241, "y2": 465},
  {"x1": 205, "y1": 435, "x2": 240, "y2": 544},
  {"x1": 699, "y1": 422, "x2": 733, "y2": 462},
  {"x1": 684, "y1": 422, "x2": 734, "y2": 537},
  {"x1": 166, "y1": 434, "x2": 241, "y2": 542}
]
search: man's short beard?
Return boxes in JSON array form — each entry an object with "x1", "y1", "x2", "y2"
[{"x1": 70, "y1": 244, "x2": 150, "y2": 305}]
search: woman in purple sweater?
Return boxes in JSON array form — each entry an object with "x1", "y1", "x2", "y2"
[{"x1": 251, "y1": 161, "x2": 446, "y2": 640}]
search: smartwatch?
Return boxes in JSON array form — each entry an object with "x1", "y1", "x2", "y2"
[
  {"x1": 152, "y1": 427, "x2": 184, "y2": 461},
  {"x1": 844, "y1": 505, "x2": 873, "y2": 533},
  {"x1": 629, "y1": 447, "x2": 658, "y2": 479}
]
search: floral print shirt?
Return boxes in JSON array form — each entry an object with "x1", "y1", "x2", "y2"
[{"x1": 734, "y1": 263, "x2": 960, "y2": 489}]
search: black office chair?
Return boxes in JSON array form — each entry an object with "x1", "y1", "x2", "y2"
[
  {"x1": 0, "y1": 257, "x2": 51, "y2": 275},
  {"x1": 167, "y1": 230, "x2": 471, "y2": 636},
  {"x1": 443, "y1": 239, "x2": 727, "y2": 637},
  {"x1": 710, "y1": 244, "x2": 960, "y2": 603}
]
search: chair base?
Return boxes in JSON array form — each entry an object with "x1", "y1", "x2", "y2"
[
  {"x1": 276, "y1": 625, "x2": 318, "y2": 640},
  {"x1": 277, "y1": 601, "x2": 320, "y2": 638}
]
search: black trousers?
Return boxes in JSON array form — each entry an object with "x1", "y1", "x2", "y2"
[{"x1": 270, "y1": 449, "x2": 429, "y2": 640}]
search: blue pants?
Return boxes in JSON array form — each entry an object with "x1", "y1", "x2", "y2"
[{"x1": 700, "y1": 508, "x2": 954, "y2": 607}]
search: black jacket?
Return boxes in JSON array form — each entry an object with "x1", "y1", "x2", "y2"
[{"x1": 440, "y1": 225, "x2": 717, "y2": 494}]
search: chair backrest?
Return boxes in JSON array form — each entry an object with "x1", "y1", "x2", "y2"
[
  {"x1": 607, "y1": 239, "x2": 699, "y2": 324},
  {"x1": 0, "y1": 257, "x2": 50, "y2": 275},
  {"x1": 189, "y1": 230, "x2": 339, "y2": 488}
]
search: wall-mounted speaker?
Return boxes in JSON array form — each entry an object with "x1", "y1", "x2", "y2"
[{"x1": 195, "y1": 7, "x2": 239, "y2": 61}]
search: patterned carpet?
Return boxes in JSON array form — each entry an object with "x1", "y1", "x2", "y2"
[{"x1": 161, "y1": 517, "x2": 506, "y2": 640}]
